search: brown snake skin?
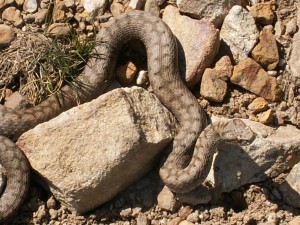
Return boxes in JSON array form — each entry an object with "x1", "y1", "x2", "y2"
[{"x1": 0, "y1": 11, "x2": 255, "y2": 222}]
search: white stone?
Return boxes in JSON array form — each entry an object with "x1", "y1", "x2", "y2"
[
  {"x1": 17, "y1": 87, "x2": 175, "y2": 214},
  {"x1": 136, "y1": 70, "x2": 148, "y2": 86},
  {"x1": 82, "y1": 0, "x2": 107, "y2": 21},
  {"x1": 23, "y1": 0, "x2": 38, "y2": 13},
  {"x1": 220, "y1": 5, "x2": 259, "y2": 63},
  {"x1": 128, "y1": 0, "x2": 145, "y2": 10}
]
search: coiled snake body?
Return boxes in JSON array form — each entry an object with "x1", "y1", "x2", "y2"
[{"x1": 0, "y1": 11, "x2": 254, "y2": 222}]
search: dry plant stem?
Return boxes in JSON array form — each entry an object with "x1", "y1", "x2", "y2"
[{"x1": 0, "y1": 11, "x2": 207, "y2": 222}]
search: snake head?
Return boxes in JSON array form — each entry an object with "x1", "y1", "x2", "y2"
[{"x1": 221, "y1": 119, "x2": 255, "y2": 145}]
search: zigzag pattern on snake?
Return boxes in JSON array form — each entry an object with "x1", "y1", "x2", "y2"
[{"x1": 0, "y1": 11, "x2": 255, "y2": 222}]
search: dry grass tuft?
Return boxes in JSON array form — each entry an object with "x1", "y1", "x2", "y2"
[{"x1": 0, "y1": 30, "x2": 95, "y2": 105}]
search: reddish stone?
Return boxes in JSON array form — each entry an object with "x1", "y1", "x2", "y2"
[{"x1": 231, "y1": 58, "x2": 282, "y2": 101}]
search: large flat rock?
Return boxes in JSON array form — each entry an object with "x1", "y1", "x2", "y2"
[
  {"x1": 17, "y1": 87, "x2": 175, "y2": 214},
  {"x1": 207, "y1": 116, "x2": 300, "y2": 194}
]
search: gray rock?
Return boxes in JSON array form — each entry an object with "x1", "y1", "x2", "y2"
[
  {"x1": 206, "y1": 116, "x2": 300, "y2": 194},
  {"x1": 220, "y1": 5, "x2": 259, "y2": 63},
  {"x1": 177, "y1": 0, "x2": 242, "y2": 28},
  {"x1": 279, "y1": 162, "x2": 300, "y2": 208},
  {"x1": 162, "y1": 5, "x2": 219, "y2": 87},
  {"x1": 0, "y1": 24, "x2": 14, "y2": 48},
  {"x1": 17, "y1": 87, "x2": 175, "y2": 214},
  {"x1": 289, "y1": 9, "x2": 300, "y2": 79}
]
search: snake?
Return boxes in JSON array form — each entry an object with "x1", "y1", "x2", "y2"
[{"x1": 0, "y1": 10, "x2": 255, "y2": 222}]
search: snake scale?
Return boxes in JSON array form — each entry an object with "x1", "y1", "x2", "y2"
[{"x1": 0, "y1": 11, "x2": 255, "y2": 222}]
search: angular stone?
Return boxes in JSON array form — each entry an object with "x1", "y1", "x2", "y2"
[
  {"x1": 279, "y1": 162, "x2": 300, "y2": 208},
  {"x1": 248, "y1": 97, "x2": 269, "y2": 114},
  {"x1": 163, "y1": 5, "x2": 219, "y2": 87},
  {"x1": 157, "y1": 186, "x2": 180, "y2": 212},
  {"x1": 17, "y1": 87, "x2": 175, "y2": 214},
  {"x1": 289, "y1": 9, "x2": 300, "y2": 79},
  {"x1": 0, "y1": 24, "x2": 14, "y2": 48},
  {"x1": 249, "y1": 2, "x2": 275, "y2": 25},
  {"x1": 252, "y1": 26, "x2": 279, "y2": 70},
  {"x1": 200, "y1": 68, "x2": 227, "y2": 103},
  {"x1": 220, "y1": 5, "x2": 259, "y2": 63},
  {"x1": 214, "y1": 56, "x2": 233, "y2": 81},
  {"x1": 206, "y1": 116, "x2": 300, "y2": 194},
  {"x1": 231, "y1": 58, "x2": 282, "y2": 101},
  {"x1": 257, "y1": 108, "x2": 274, "y2": 124},
  {"x1": 177, "y1": 0, "x2": 242, "y2": 28}
]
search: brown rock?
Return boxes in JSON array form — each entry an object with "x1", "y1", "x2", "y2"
[
  {"x1": 47, "y1": 23, "x2": 71, "y2": 35},
  {"x1": 163, "y1": 5, "x2": 219, "y2": 87},
  {"x1": 116, "y1": 61, "x2": 137, "y2": 85},
  {"x1": 2, "y1": 6, "x2": 23, "y2": 27},
  {"x1": 53, "y1": 0, "x2": 68, "y2": 22},
  {"x1": 4, "y1": 91, "x2": 31, "y2": 110},
  {"x1": 252, "y1": 26, "x2": 279, "y2": 70},
  {"x1": 231, "y1": 58, "x2": 282, "y2": 101},
  {"x1": 0, "y1": 24, "x2": 14, "y2": 48},
  {"x1": 248, "y1": 97, "x2": 269, "y2": 113},
  {"x1": 167, "y1": 217, "x2": 182, "y2": 225},
  {"x1": 178, "y1": 206, "x2": 193, "y2": 220},
  {"x1": 214, "y1": 56, "x2": 233, "y2": 81},
  {"x1": 250, "y1": 2, "x2": 275, "y2": 25},
  {"x1": 200, "y1": 68, "x2": 227, "y2": 102},
  {"x1": 17, "y1": 87, "x2": 175, "y2": 214},
  {"x1": 110, "y1": 1, "x2": 125, "y2": 17},
  {"x1": 257, "y1": 109, "x2": 274, "y2": 124}
]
